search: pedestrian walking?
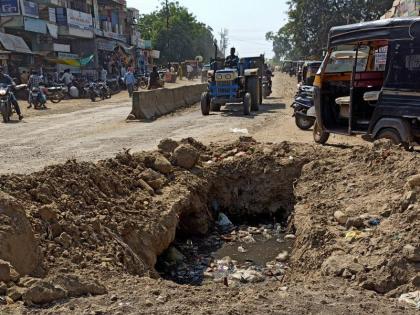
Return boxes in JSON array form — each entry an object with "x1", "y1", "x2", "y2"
[{"x1": 124, "y1": 67, "x2": 136, "y2": 98}]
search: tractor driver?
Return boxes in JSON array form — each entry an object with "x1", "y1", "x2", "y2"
[{"x1": 225, "y1": 47, "x2": 239, "y2": 68}]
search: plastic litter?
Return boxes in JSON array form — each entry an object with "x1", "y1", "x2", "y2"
[
  {"x1": 237, "y1": 246, "x2": 248, "y2": 253},
  {"x1": 217, "y1": 213, "x2": 234, "y2": 233},
  {"x1": 368, "y1": 218, "x2": 381, "y2": 226},
  {"x1": 398, "y1": 291, "x2": 420, "y2": 309},
  {"x1": 230, "y1": 128, "x2": 249, "y2": 134},
  {"x1": 345, "y1": 231, "x2": 366, "y2": 240}
]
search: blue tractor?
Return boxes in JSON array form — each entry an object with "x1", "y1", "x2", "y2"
[{"x1": 201, "y1": 53, "x2": 264, "y2": 116}]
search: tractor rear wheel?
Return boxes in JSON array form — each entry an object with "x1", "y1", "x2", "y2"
[
  {"x1": 201, "y1": 92, "x2": 210, "y2": 116},
  {"x1": 243, "y1": 92, "x2": 251, "y2": 116},
  {"x1": 247, "y1": 76, "x2": 260, "y2": 111}
]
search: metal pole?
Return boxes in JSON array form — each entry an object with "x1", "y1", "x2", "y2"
[{"x1": 349, "y1": 43, "x2": 360, "y2": 134}]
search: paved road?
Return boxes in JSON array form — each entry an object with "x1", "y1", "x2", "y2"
[{"x1": 0, "y1": 74, "x2": 362, "y2": 174}]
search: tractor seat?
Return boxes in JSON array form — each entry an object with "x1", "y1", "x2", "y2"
[
  {"x1": 335, "y1": 96, "x2": 350, "y2": 118},
  {"x1": 363, "y1": 91, "x2": 381, "y2": 103}
]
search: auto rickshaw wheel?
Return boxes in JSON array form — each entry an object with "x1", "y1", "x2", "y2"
[
  {"x1": 201, "y1": 92, "x2": 210, "y2": 116},
  {"x1": 375, "y1": 128, "x2": 409, "y2": 150},
  {"x1": 313, "y1": 120, "x2": 330, "y2": 144}
]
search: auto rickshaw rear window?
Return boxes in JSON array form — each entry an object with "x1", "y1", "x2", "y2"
[{"x1": 384, "y1": 41, "x2": 420, "y2": 91}]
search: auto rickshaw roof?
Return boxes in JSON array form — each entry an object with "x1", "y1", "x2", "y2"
[{"x1": 328, "y1": 17, "x2": 420, "y2": 47}]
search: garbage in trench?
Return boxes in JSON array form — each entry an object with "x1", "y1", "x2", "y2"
[
  {"x1": 230, "y1": 128, "x2": 249, "y2": 134},
  {"x1": 156, "y1": 212, "x2": 294, "y2": 286},
  {"x1": 398, "y1": 291, "x2": 420, "y2": 309}
]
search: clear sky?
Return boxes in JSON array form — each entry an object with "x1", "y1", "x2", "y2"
[{"x1": 126, "y1": 0, "x2": 289, "y2": 58}]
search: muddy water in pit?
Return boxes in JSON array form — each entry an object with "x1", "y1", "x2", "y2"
[
  {"x1": 213, "y1": 232, "x2": 293, "y2": 266},
  {"x1": 156, "y1": 224, "x2": 294, "y2": 286}
]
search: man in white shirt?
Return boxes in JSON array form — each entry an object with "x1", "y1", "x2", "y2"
[
  {"x1": 100, "y1": 67, "x2": 108, "y2": 82},
  {"x1": 186, "y1": 64, "x2": 193, "y2": 80},
  {"x1": 60, "y1": 69, "x2": 73, "y2": 89}
]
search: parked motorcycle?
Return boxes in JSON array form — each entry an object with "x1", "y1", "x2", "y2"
[
  {"x1": 85, "y1": 82, "x2": 104, "y2": 102},
  {"x1": 43, "y1": 84, "x2": 65, "y2": 103},
  {"x1": 98, "y1": 82, "x2": 111, "y2": 99},
  {"x1": 291, "y1": 85, "x2": 316, "y2": 130},
  {"x1": 0, "y1": 84, "x2": 14, "y2": 122},
  {"x1": 106, "y1": 78, "x2": 121, "y2": 95},
  {"x1": 29, "y1": 86, "x2": 47, "y2": 109}
]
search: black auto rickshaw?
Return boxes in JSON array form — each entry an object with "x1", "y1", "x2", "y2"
[
  {"x1": 313, "y1": 17, "x2": 420, "y2": 148},
  {"x1": 302, "y1": 61, "x2": 322, "y2": 86}
]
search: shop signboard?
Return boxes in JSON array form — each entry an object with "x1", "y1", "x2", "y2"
[
  {"x1": 144, "y1": 40, "x2": 152, "y2": 49},
  {"x1": 53, "y1": 43, "x2": 70, "y2": 52},
  {"x1": 24, "y1": 17, "x2": 46, "y2": 34},
  {"x1": 97, "y1": 39, "x2": 116, "y2": 51},
  {"x1": 66, "y1": 8, "x2": 93, "y2": 30},
  {"x1": 21, "y1": 0, "x2": 38, "y2": 18},
  {"x1": 0, "y1": 0, "x2": 19, "y2": 16},
  {"x1": 395, "y1": 0, "x2": 418, "y2": 16},
  {"x1": 103, "y1": 31, "x2": 126, "y2": 42},
  {"x1": 48, "y1": 7, "x2": 56, "y2": 23},
  {"x1": 151, "y1": 50, "x2": 160, "y2": 59},
  {"x1": 57, "y1": 52, "x2": 80, "y2": 73},
  {"x1": 68, "y1": 27, "x2": 93, "y2": 38}
]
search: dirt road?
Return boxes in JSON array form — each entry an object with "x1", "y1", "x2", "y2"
[{"x1": 0, "y1": 73, "x2": 363, "y2": 174}]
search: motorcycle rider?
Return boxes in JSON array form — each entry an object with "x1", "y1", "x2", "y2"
[
  {"x1": 148, "y1": 66, "x2": 161, "y2": 90},
  {"x1": 0, "y1": 66, "x2": 23, "y2": 120},
  {"x1": 264, "y1": 64, "x2": 274, "y2": 90},
  {"x1": 27, "y1": 70, "x2": 46, "y2": 109},
  {"x1": 225, "y1": 47, "x2": 240, "y2": 68}
]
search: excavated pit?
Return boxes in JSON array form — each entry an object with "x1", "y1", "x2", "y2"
[
  {"x1": 155, "y1": 154, "x2": 303, "y2": 285},
  {"x1": 0, "y1": 138, "x2": 419, "y2": 309}
]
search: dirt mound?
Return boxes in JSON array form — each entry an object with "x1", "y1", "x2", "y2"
[
  {"x1": 292, "y1": 142, "x2": 419, "y2": 296},
  {"x1": 0, "y1": 138, "x2": 418, "y2": 312}
]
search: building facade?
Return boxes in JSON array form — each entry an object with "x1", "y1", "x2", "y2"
[
  {"x1": 382, "y1": 0, "x2": 420, "y2": 18},
  {"x1": 0, "y1": 0, "x2": 157, "y2": 81}
]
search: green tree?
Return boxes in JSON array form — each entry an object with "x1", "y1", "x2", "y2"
[
  {"x1": 138, "y1": 1, "x2": 217, "y2": 64},
  {"x1": 267, "y1": 0, "x2": 394, "y2": 61}
]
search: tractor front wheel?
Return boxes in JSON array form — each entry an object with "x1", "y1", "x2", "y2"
[
  {"x1": 201, "y1": 92, "x2": 210, "y2": 116},
  {"x1": 247, "y1": 76, "x2": 260, "y2": 111}
]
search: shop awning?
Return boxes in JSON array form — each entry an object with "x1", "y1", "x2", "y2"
[{"x1": 0, "y1": 33, "x2": 32, "y2": 54}]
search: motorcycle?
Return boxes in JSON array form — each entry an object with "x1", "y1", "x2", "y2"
[
  {"x1": 291, "y1": 85, "x2": 316, "y2": 130},
  {"x1": 0, "y1": 84, "x2": 14, "y2": 122},
  {"x1": 262, "y1": 76, "x2": 272, "y2": 99},
  {"x1": 85, "y1": 82, "x2": 104, "y2": 102},
  {"x1": 29, "y1": 86, "x2": 47, "y2": 110},
  {"x1": 136, "y1": 74, "x2": 148, "y2": 90},
  {"x1": 106, "y1": 78, "x2": 121, "y2": 95},
  {"x1": 43, "y1": 84, "x2": 65, "y2": 103},
  {"x1": 98, "y1": 81, "x2": 111, "y2": 99}
]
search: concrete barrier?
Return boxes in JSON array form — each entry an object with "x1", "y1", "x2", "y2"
[{"x1": 129, "y1": 84, "x2": 207, "y2": 120}]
